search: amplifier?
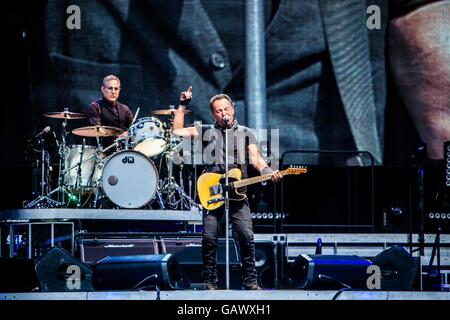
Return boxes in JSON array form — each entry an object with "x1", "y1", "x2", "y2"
[
  {"x1": 160, "y1": 237, "x2": 239, "y2": 263},
  {"x1": 79, "y1": 238, "x2": 159, "y2": 265}
]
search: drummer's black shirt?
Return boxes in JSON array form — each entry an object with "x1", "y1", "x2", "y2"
[
  {"x1": 84, "y1": 98, "x2": 134, "y2": 147},
  {"x1": 86, "y1": 98, "x2": 134, "y2": 131}
]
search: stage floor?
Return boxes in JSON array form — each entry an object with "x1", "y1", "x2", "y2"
[
  {"x1": 2, "y1": 209, "x2": 450, "y2": 302},
  {"x1": 1, "y1": 290, "x2": 449, "y2": 300}
]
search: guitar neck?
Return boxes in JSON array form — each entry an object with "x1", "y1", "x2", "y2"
[{"x1": 232, "y1": 169, "x2": 289, "y2": 189}]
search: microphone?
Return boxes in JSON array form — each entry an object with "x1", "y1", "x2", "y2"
[
  {"x1": 34, "y1": 126, "x2": 51, "y2": 138},
  {"x1": 223, "y1": 115, "x2": 229, "y2": 124}
]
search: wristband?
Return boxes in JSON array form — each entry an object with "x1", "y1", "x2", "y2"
[
  {"x1": 179, "y1": 99, "x2": 190, "y2": 106},
  {"x1": 261, "y1": 166, "x2": 274, "y2": 175}
]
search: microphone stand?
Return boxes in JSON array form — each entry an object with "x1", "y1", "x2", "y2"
[
  {"x1": 74, "y1": 138, "x2": 85, "y2": 207},
  {"x1": 224, "y1": 119, "x2": 230, "y2": 290}
]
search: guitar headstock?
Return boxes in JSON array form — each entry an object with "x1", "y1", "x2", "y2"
[{"x1": 286, "y1": 165, "x2": 308, "y2": 175}]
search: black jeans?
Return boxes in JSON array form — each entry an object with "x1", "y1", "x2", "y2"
[{"x1": 201, "y1": 199, "x2": 257, "y2": 286}]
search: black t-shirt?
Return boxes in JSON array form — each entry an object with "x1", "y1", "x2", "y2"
[{"x1": 197, "y1": 121, "x2": 258, "y2": 179}]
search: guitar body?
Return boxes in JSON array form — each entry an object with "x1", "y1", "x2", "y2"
[
  {"x1": 197, "y1": 166, "x2": 307, "y2": 211},
  {"x1": 197, "y1": 168, "x2": 246, "y2": 211}
]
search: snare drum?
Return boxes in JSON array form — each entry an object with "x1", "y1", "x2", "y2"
[
  {"x1": 92, "y1": 150, "x2": 158, "y2": 208},
  {"x1": 129, "y1": 117, "x2": 167, "y2": 157},
  {"x1": 63, "y1": 145, "x2": 96, "y2": 190}
]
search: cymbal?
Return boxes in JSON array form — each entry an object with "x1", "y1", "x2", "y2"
[
  {"x1": 152, "y1": 109, "x2": 192, "y2": 115},
  {"x1": 72, "y1": 126, "x2": 124, "y2": 138},
  {"x1": 44, "y1": 111, "x2": 86, "y2": 120}
]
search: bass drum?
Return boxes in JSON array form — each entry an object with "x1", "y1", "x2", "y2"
[{"x1": 92, "y1": 150, "x2": 158, "y2": 208}]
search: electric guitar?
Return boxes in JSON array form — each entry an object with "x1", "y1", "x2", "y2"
[{"x1": 197, "y1": 166, "x2": 308, "y2": 210}]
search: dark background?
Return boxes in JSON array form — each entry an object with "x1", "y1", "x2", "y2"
[{"x1": 2, "y1": 2, "x2": 446, "y2": 235}]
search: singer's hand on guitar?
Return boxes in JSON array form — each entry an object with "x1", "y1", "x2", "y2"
[{"x1": 271, "y1": 170, "x2": 283, "y2": 182}]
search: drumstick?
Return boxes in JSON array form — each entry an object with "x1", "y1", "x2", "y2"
[
  {"x1": 101, "y1": 141, "x2": 118, "y2": 154},
  {"x1": 131, "y1": 107, "x2": 140, "y2": 125}
]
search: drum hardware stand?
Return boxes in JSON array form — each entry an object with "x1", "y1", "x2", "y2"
[
  {"x1": 90, "y1": 135, "x2": 136, "y2": 208},
  {"x1": 32, "y1": 109, "x2": 85, "y2": 208},
  {"x1": 25, "y1": 117, "x2": 67, "y2": 208},
  {"x1": 90, "y1": 134, "x2": 109, "y2": 209},
  {"x1": 91, "y1": 154, "x2": 106, "y2": 209},
  {"x1": 51, "y1": 109, "x2": 72, "y2": 206},
  {"x1": 92, "y1": 190, "x2": 108, "y2": 208},
  {"x1": 31, "y1": 108, "x2": 93, "y2": 208},
  {"x1": 24, "y1": 136, "x2": 62, "y2": 208},
  {"x1": 159, "y1": 116, "x2": 201, "y2": 210},
  {"x1": 159, "y1": 150, "x2": 198, "y2": 210},
  {"x1": 50, "y1": 116, "x2": 83, "y2": 207},
  {"x1": 70, "y1": 139, "x2": 87, "y2": 207},
  {"x1": 155, "y1": 189, "x2": 166, "y2": 210}
]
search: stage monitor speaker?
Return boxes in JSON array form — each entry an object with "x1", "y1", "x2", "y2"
[
  {"x1": 35, "y1": 246, "x2": 94, "y2": 292},
  {"x1": 290, "y1": 254, "x2": 372, "y2": 289},
  {"x1": 93, "y1": 254, "x2": 191, "y2": 290},
  {"x1": 0, "y1": 258, "x2": 40, "y2": 292},
  {"x1": 255, "y1": 240, "x2": 277, "y2": 289},
  {"x1": 370, "y1": 245, "x2": 418, "y2": 290}
]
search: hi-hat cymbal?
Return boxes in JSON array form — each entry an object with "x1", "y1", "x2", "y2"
[
  {"x1": 72, "y1": 126, "x2": 124, "y2": 138},
  {"x1": 44, "y1": 111, "x2": 86, "y2": 120},
  {"x1": 152, "y1": 108, "x2": 192, "y2": 115}
]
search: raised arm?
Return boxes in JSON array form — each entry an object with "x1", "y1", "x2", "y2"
[
  {"x1": 389, "y1": 1, "x2": 450, "y2": 159},
  {"x1": 172, "y1": 86, "x2": 198, "y2": 138}
]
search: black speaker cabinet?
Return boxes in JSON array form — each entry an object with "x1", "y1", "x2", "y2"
[
  {"x1": 0, "y1": 258, "x2": 39, "y2": 292},
  {"x1": 290, "y1": 254, "x2": 372, "y2": 289},
  {"x1": 374, "y1": 167, "x2": 415, "y2": 233},
  {"x1": 35, "y1": 246, "x2": 94, "y2": 292},
  {"x1": 160, "y1": 237, "x2": 241, "y2": 289},
  {"x1": 79, "y1": 238, "x2": 159, "y2": 264},
  {"x1": 371, "y1": 245, "x2": 418, "y2": 290},
  {"x1": 93, "y1": 254, "x2": 190, "y2": 290},
  {"x1": 255, "y1": 240, "x2": 278, "y2": 289}
]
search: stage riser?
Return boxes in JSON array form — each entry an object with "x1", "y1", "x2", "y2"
[{"x1": 3, "y1": 163, "x2": 450, "y2": 234}]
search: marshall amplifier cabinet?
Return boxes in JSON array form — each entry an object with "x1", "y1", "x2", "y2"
[{"x1": 79, "y1": 238, "x2": 159, "y2": 265}]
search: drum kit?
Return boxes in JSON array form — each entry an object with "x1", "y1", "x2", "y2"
[{"x1": 25, "y1": 107, "x2": 200, "y2": 211}]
